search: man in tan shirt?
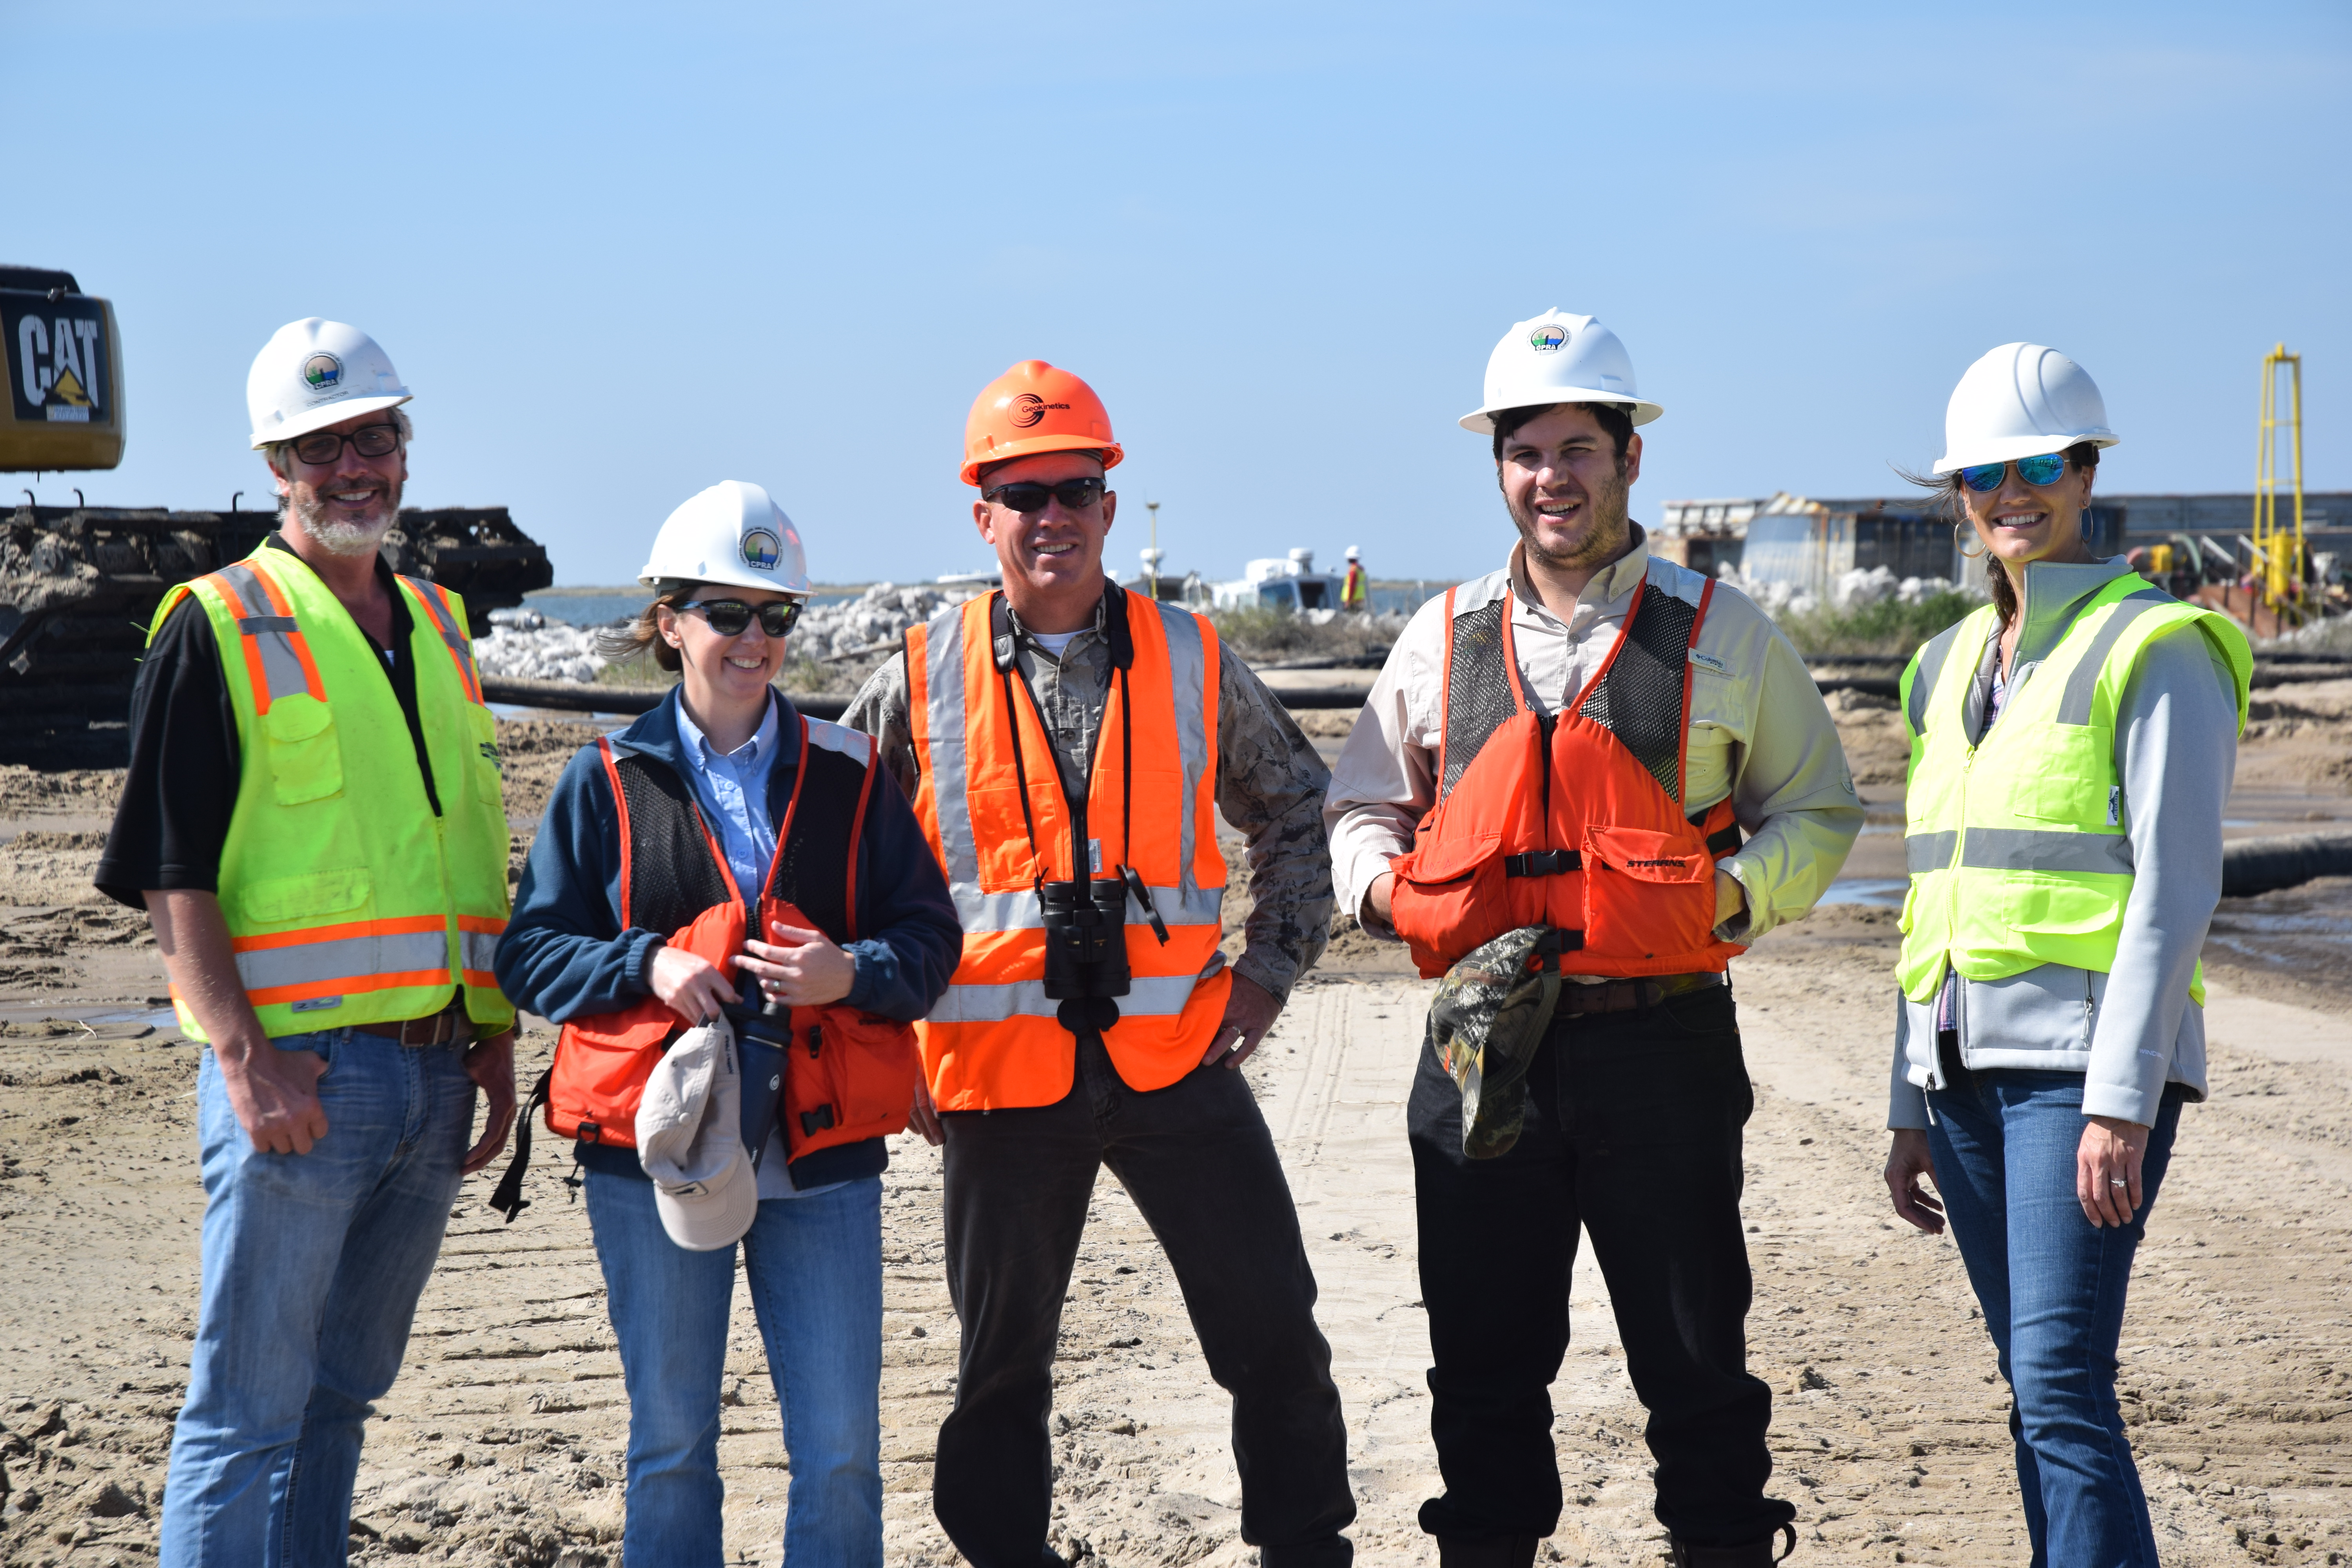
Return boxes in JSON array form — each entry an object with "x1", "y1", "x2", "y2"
[{"x1": 1325, "y1": 310, "x2": 1860, "y2": 1568}]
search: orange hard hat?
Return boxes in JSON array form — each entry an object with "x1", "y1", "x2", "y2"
[{"x1": 960, "y1": 359, "x2": 1125, "y2": 487}]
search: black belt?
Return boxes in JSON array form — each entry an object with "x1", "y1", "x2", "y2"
[{"x1": 1557, "y1": 971, "x2": 1725, "y2": 1017}]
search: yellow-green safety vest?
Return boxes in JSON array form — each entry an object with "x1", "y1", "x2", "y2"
[
  {"x1": 1895, "y1": 573, "x2": 2251, "y2": 1005},
  {"x1": 152, "y1": 549, "x2": 516, "y2": 1041}
]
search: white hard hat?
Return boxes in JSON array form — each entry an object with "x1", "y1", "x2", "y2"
[
  {"x1": 639, "y1": 480, "x2": 813, "y2": 595},
  {"x1": 1933, "y1": 343, "x2": 2119, "y2": 474},
  {"x1": 636, "y1": 1014, "x2": 759, "y2": 1252},
  {"x1": 247, "y1": 318, "x2": 412, "y2": 448},
  {"x1": 1459, "y1": 309, "x2": 1662, "y2": 434},
  {"x1": 1345, "y1": 545, "x2": 1360, "y2": 560}
]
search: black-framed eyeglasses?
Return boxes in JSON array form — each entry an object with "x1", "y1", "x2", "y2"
[
  {"x1": 984, "y1": 477, "x2": 1105, "y2": 513},
  {"x1": 681, "y1": 599, "x2": 801, "y2": 638},
  {"x1": 1958, "y1": 453, "x2": 2070, "y2": 493},
  {"x1": 289, "y1": 423, "x2": 404, "y2": 466}
]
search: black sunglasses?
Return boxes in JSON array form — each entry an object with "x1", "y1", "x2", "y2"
[
  {"x1": 289, "y1": 423, "x2": 403, "y2": 466},
  {"x1": 984, "y1": 477, "x2": 1105, "y2": 512},
  {"x1": 681, "y1": 599, "x2": 800, "y2": 637}
]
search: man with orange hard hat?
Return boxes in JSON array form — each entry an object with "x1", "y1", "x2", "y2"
[{"x1": 845, "y1": 360, "x2": 1354, "y2": 1565}]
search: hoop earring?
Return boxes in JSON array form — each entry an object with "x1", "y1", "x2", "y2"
[{"x1": 1954, "y1": 520, "x2": 1985, "y2": 561}]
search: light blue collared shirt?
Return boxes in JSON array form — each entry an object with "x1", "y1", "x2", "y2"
[{"x1": 674, "y1": 692, "x2": 782, "y2": 904}]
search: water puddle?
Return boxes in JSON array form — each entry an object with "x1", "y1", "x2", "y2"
[{"x1": 1819, "y1": 878, "x2": 1907, "y2": 909}]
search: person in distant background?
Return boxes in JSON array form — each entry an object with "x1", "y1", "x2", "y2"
[
  {"x1": 1341, "y1": 544, "x2": 1369, "y2": 611},
  {"x1": 97, "y1": 318, "x2": 518, "y2": 1567},
  {"x1": 1884, "y1": 343, "x2": 2250, "y2": 1568}
]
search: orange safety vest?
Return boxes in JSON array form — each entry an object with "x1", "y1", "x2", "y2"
[
  {"x1": 906, "y1": 588, "x2": 1231, "y2": 1111},
  {"x1": 1387, "y1": 561, "x2": 1747, "y2": 980},
  {"x1": 541, "y1": 714, "x2": 918, "y2": 1164}
]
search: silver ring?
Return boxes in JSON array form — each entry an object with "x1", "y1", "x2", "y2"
[{"x1": 2109, "y1": 1178, "x2": 2128, "y2": 1188}]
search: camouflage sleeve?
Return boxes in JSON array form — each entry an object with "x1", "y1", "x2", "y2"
[
  {"x1": 1217, "y1": 651, "x2": 1335, "y2": 1002},
  {"x1": 840, "y1": 651, "x2": 921, "y2": 802}
]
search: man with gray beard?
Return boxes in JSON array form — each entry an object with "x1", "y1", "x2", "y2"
[{"x1": 96, "y1": 319, "x2": 519, "y2": 1566}]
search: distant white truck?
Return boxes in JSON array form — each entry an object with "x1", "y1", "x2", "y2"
[{"x1": 1201, "y1": 548, "x2": 1345, "y2": 620}]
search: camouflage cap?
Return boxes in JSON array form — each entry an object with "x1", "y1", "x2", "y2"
[{"x1": 1426, "y1": 925, "x2": 1566, "y2": 1160}]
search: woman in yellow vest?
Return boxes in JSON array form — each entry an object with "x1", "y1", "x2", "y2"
[
  {"x1": 494, "y1": 483, "x2": 960, "y2": 1566},
  {"x1": 1881, "y1": 345, "x2": 2250, "y2": 1567}
]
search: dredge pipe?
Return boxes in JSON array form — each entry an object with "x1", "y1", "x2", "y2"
[{"x1": 2221, "y1": 831, "x2": 2352, "y2": 899}]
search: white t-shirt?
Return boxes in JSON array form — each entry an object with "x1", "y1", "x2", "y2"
[{"x1": 1029, "y1": 629, "x2": 1081, "y2": 660}]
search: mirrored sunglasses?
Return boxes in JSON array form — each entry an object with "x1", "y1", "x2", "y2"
[{"x1": 1959, "y1": 453, "x2": 2069, "y2": 493}]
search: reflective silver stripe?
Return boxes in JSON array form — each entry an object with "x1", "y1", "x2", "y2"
[
  {"x1": 403, "y1": 577, "x2": 479, "y2": 693},
  {"x1": 1907, "y1": 619, "x2": 1968, "y2": 737},
  {"x1": 930, "y1": 972, "x2": 1202, "y2": 1024},
  {"x1": 217, "y1": 561, "x2": 318, "y2": 704},
  {"x1": 460, "y1": 930, "x2": 501, "y2": 972},
  {"x1": 2056, "y1": 589, "x2": 2175, "y2": 726},
  {"x1": 1961, "y1": 828, "x2": 2134, "y2": 875},
  {"x1": 1155, "y1": 599, "x2": 1210, "y2": 897},
  {"x1": 233, "y1": 930, "x2": 450, "y2": 992},
  {"x1": 1905, "y1": 830, "x2": 1959, "y2": 874},
  {"x1": 920, "y1": 605, "x2": 985, "y2": 919},
  {"x1": 958, "y1": 883, "x2": 1226, "y2": 935}
]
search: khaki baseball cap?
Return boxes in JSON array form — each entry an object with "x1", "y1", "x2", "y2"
[{"x1": 635, "y1": 1016, "x2": 759, "y2": 1251}]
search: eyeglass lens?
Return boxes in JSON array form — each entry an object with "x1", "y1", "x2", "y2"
[
  {"x1": 690, "y1": 600, "x2": 799, "y2": 637},
  {"x1": 292, "y1": 424, "x2": 402, "y2": 465},
  {"x1": 988, "y1": 478, "x2": 1104, "y2": 512},
  {"x1": 1960, "y1": 454, "x2": 2069, "y2": 493}
]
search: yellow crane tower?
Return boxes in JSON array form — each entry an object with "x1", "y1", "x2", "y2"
[{"x1": 2253, "y1": 343, "x2": 2305, "y2": 620}]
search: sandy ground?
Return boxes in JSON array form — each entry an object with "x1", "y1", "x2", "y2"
[{"x1": 4, "y1": 707, "x2": 2350, "y2": 1567}]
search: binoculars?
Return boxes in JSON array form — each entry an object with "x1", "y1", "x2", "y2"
[{"x1": 1039, "y1": 876, "x2": 1134, "y2": 1034}]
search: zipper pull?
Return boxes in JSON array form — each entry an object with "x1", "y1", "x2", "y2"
[{"x1": 804, "y1": 1023, "x2": 822, "y2": 1059}]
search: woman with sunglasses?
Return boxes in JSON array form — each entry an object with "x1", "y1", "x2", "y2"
[
  {"x1": 495, "y1": 481, "x2": 960, "y2": 1565},
  {"x1": 1882, "y1": 346, "x2": 2250, "y2": 1566}
]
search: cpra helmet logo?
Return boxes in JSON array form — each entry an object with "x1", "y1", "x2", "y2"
[
  {"x1": 740, "y1": 529, "x2": 782, "y2": 571},
  {"x1": 1529, "y1": 325, "x2": 1568, "y2": 352},
  {"x1": 1008, "y1": 392, "x2": 1073, "y2": 429},
  {"x1": 302, "y1": 352, "x2": 345, "y2": 394}
]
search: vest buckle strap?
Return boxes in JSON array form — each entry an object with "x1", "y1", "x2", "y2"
[{"x1": 1504, "y1": 849, "x2": 1581, "y2": 877}]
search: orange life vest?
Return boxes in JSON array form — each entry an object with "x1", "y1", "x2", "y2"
[
  {"x1": 1387, "y1": 562, "x2": 1747, "y2": 980},
  {"x1": 541, "y1": 715, "x2": 918, "y2": 1163},
  {"x1": 905, "y1": 588, "x2": 1231, "y2": 1111}
]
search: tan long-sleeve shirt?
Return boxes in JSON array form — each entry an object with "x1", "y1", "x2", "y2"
[{"x1": 1324, "y1": 528, "x2": 1863, "y2": 947}]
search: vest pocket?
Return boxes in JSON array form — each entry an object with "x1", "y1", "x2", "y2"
[
  {"x1": 1998, "y1": 870, "x2": 2115, "y2": 936},
  {"x1": 263, "y1": 694, "x2": 344, "y2": 805},
  {"x1": 1580, "y1": 826, "x2": 1715, "y2": 962},
  {"x1": 467, "y1": 704, "x2": 503, "y2": 803},
  {"x1": 1388, "y1": 831, "x2": 1506, "y2": 964},
  {"x1": 241, "y1": 867, "x2": 370, "y2": 925},
  {"x1": 784, "y1": 1007, "x2": 920, "y2": 1157},
  {"x1": 2011, "y1": 724, "x2": 2110, "y2": 823}
]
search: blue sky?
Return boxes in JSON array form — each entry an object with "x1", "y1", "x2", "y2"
[{"x1": 10, "y1": 1, "x2": 2348, "y2": 586}]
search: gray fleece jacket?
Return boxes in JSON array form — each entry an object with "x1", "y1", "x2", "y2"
[{"x1": 1887, "y1": 558, "x2": 2243, "y2": 1131}]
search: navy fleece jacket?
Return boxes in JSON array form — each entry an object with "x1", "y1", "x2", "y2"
[{"x1": 495, "y1": 690, "x2": 962, "y2": 1188}]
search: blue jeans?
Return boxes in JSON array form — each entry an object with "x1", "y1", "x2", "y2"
[
  {"x1": 584, "y1": 1168, "x2": 884, "y2": 1567},
  {"x1": 161, "y1": 1031, "x2": 477, "y2": 1568},
  {"x1": 1927, "y1": 1066, "x2": 2185, "y2": 1568}
]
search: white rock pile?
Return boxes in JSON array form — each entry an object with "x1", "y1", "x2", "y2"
[
  {"x1": 791, "y1": 582, "x2": 982, "y2": 662},
  {"x1": 467, "y1": 581, "x2": 988, "y2": 686},
  {"x1": 473, "y1": 621, "x2": 607, "y2": 684},
  {"x1": 1717, "y1": 563, "x2": 1984, "y2": 621}
]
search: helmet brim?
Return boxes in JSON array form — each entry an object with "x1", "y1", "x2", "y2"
[
  {"x1": 961, "y1": 434, "x2": 1125, "y2": 488},
  {"x1": 1931, "y1": 430, "x2": 2120, "y2": 474},
  {"x1": 249, "y1": 393, "x2": 412, "y2": 450},
  {"x1": 1458, "y1": 393, "x2": 1663, "y2": 435}
]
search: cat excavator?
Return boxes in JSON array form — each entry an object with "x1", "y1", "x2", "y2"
[{"x1": 1, "y1": 265, "x2": 553, "y2": 765}]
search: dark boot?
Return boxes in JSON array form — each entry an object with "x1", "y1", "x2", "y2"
[
  {"x1": 1436, "y1": 1536, "x2": 1538, "y2": 1568},
  {"x1": 1668, "y1": 1523, "x2": 1797, "y2": 1566}
]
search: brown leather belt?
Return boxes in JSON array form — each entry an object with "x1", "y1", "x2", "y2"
[
  {"x1": 1557, "y1": 971, "x2": 1725, "y2": 1017},
  {"x1": 352, "y1": 1002, "x2": 473, "y2": 1046}
]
